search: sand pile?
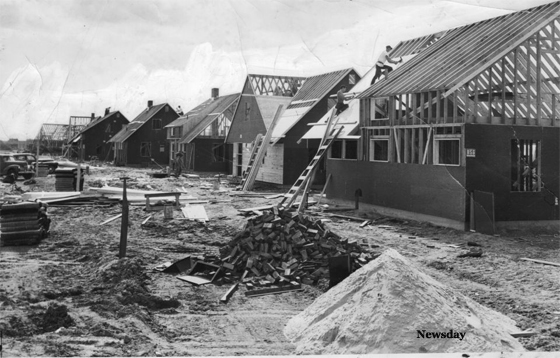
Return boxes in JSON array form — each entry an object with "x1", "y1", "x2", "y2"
[{"x1": 284, "y1": 249, "x2": 525, "y2": 354}]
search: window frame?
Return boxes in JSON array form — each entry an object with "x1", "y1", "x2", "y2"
[
  {"x1": 433, "y1": 134, "x2": 461, "y2": 166},
  {"x1": 369, "y1": 137, "x2": 390, "y2": 162},
  {"x1": 511, "y1": 139, "x2": 541, "y2": 192},
  {"x1": 329, "y1": 139, "x2": 358, "y2": 160},
  {"x1": 152, "y1": 118, "x2": 162, "y2": 130},
  {"x1": 140, "y1": 142, "x2": 152, "y2": 157}
]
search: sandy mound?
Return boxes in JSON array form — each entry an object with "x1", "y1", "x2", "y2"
[{"x1": 284, "y1": 249, "x2": 525, "y2": 354}]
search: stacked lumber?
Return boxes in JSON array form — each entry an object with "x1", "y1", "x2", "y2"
[
  {"x1": 54, "y1": 168, "x2": 85, "y2": 192},
  {"x1": 219, "y1": 208, "x2": 376, "y2": 287},
  {"x1": 0, "y1": 202, "x2": 51, "y2": 246}
]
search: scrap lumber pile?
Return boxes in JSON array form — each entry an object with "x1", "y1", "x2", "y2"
[
  {"x1": 219, "y1": 209, "x2": 376, "y2": 289},
  {"x1": 54, "y1": 168, "x2": 85, "y2": 192},
  {"x1": 0, "y1": 202, "x2": 51, "y2": 246}
]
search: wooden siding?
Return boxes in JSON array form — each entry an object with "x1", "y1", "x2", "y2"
[{"x1": 258, "y1": 143, "x2": 284, "y2": 184}]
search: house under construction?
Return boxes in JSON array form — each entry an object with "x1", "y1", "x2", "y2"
[{"x1": 322, "y1": 1, "x2": 560, "y2": 233}]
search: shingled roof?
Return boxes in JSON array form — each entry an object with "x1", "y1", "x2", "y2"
[
  {"x1": 271, "y1": 68, "x2": 357, "y2": 140},
  {"x1": 109, "y1": 103, "x2": 172, "y2": 143},
  {"x1": 163, "y1": 93, "x2": 240, "y2": 144},
  {"x1": 359, "y1": 1, "x2": 560, "y2": 99}
]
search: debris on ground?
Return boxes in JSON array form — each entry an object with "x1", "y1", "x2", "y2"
[{"x1": 284, "y1": 248, "x2": 525, "y2": 354}]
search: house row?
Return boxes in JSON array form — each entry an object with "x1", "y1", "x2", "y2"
[{"x1": 63, "y1": 1, "x2": 558, "y2": 233}]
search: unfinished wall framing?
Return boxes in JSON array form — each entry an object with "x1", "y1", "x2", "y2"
[{"x1": 328, "y1": 4, "x2": 560, "y2": 231}]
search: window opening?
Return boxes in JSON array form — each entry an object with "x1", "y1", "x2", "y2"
[{"x1": 511, "y1": 139, "x2": 541, "y2": 192}]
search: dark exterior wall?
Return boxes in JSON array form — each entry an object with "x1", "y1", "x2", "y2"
[
  {"x1": 226, "y1": 95, "x2": 266, "y2": 144},
  {"x1": 465, "y1": 124, "x2": 559, "y2": 221},
  {"x1": 126, "y1": 105, "x2": 179, "y2": 166},
  {"x1": 326, "y1": 160, "x2": 467, "y2": 224},
  {"x1": 282, "y1": 70, "x2": 361, "y2": 185},
  {"x1": 82, "y1": 113, "x2": 128, "y2": 161},
  {"x1": 192, "y1": 138, "x2": 232, "y2": 172},
  {"x1": 282, "y1": 101, "x2": 326, "y2": 185}
]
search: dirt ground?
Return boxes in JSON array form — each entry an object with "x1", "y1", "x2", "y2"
[{"x1": 0, "y1": 165, "x2": 559, "y2": 356}]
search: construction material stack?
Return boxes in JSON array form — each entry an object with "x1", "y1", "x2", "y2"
[
  {"x1": 0, "y1": 202, "x2": 51, "y2": 246},
  {"x1": 219, "y1": 208, "x2": 376, "y2": 287},
  {"x1": 54, "y1": 168, "x2": 84, "y2": 191}
]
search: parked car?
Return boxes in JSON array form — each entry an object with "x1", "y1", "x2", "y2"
[
  {"x1": 12, "y1": 153, "x2": 59, "y2": 175},
  {"x1": 37, "y1": 156, "x2": 59, "y2": 174},
  {"x1": 55, "y1": 158, "x2": 79, "y2": 169},
  {"x1": 0, "y1": 154, "x2": 33, "y2": 180}
]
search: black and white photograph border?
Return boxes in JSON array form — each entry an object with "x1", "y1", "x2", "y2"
[{"x1": 0, "y1": 0, "x2": 559, "y2": 356}]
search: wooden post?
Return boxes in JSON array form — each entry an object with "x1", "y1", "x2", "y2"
[
  {"x1": 35, "y1": 130, "x2": 41, "y2": 177},
  {"x1": 513, "y1": 48, "x2": 519, "y2": 122},
  {"x1": 536, "y1": 32, "x2": 542, "y2": 123},
  {"x1": 354, "y1": 189, "x2": 362, "y2": 210},
  {"x1": 119, "y1": 176, "x2": 130, "y2": 258},
  {"x1": 488, "y1": 67, "x2": 493, "y2": 122},
  {"x1": 76, "y1": 137, "x2": 83, "y2": 192},
  {"x1": 526, "y1": 39, "x2": 532, "y2": 120}
]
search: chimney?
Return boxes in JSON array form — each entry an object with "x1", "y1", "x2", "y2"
[
  {"x1": 211, "y1": 88, "x2": 219, "y2": 100},
  {"x1": 91, "y1": 113, "x2": 95, "y2": 120},
  {"x1": 105, "y1": 107, "x2": 111, "y2": 115},
  {"x1": 148, "y1": 100, "x2": 153, "y2": 108}
]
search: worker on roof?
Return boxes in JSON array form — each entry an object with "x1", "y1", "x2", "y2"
[
  {"x1": 176, "y1": 106, "x2": 184, "y2": 115},
  {"x1": 370, "y1": 45, "x2": 402, "y2": 85},
  {"x1": 335, "y1": 85, "x2": 351, "y2": 115}
]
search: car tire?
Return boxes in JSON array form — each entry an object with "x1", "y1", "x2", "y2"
[
  {"x1": 48, "y1": 166, "x2": 56, "y2": 174},
  {"x1": 7, "y1": 168, "x2": 17, "y2": 177}
]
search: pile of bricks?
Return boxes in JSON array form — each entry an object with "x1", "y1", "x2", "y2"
[
  {"x1": 54, "y1": 168, "x2": 84, "y2": 192},
  {"x1": 0, "y1": 202, "x2": 51, "y2": 246},
  {"x1": 218, "y1": 208, "x2": 376, "y2": 288}
]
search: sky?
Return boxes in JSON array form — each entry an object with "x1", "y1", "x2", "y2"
[{"x1": 0, "y1": 0, "x2": 554, "y2": 140}]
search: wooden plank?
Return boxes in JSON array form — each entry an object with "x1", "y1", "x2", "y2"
[
  {"x1": 510, "y1": 331, "x2": 537, "y2": 338},
  {"x1": 317, "y1": 173, "x2": 332, "y2": 205},
  {"x1": 418, "y1": 127, "x2": 424, "y2": 164},
  {"x1": 177, "y1": 275, "x2": 212, "y2": 286},
  {"x1": 427, "y1": 91, "x2": 433, "y2": 123},
  {"x1": 463, "y1": 83, "x2": 469, "y2": 122},
  {"x1": 100, "y1": 214, "x2": 122, "y2": 225},
  {"x1": 411, "y1": 92, "x2": 417, "y2": 125},
  {"x1": 422, "y1": 127, "x2": 432, "y2": 165},
  {"x1": 245, "y1": 284, "x2": 303, "y2": 297},
  {"x1": 513, "y1": 48, "x2": 519, "y2": 122},
  {"x1": 181, "y1": 205, "x2": 209, "y2": 221},
  {"x1": 393, "y1": 128, "x2": 401, "y2": 163},
  {"x1": 501, "y1": 58, "x2": 506, "y2": 122},
  {"x1": 141, "y1": 215, "x2": 152, "y2": 225},
  {"x1": 411, "y1": 128, "x2": 417, "y2": 163},
  {"x1": 404, "y1": 128, "x2": 410, "y2": 163},
  {"x1": 473, "y1": 75, "x2": 479, "y2": 120},
  {"x1": 536, "y1": 32, "x2": 542, "y2": 122},
  {"x1": 436, "y1": 90, "x2": 442, "y2": 123},
  {"x1": 520, "y1": 258, "x2": 560, "y2": 267},
  {"x1": 526, "y1": 39, "x2": 532, "y2": 120},
  {"x1": 244, "y1": 104, "x2": 284, "y2": 191},
  {"x1": 488, "y1": 66, "x2": 493, "y2": 121},
  {"x1": 453, "y1": 90, "x2": 458, "y2": 123},
  {"x1": 220, "y1": 283, "x2": 239, "y2": 304}
]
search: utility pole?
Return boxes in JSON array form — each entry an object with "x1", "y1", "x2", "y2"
[
  {"x1": 119, "y1": 176, "x2": 130, "y2": 258},
  {"x1": 35, "y1": 131, "x2": 41, "y2": 177},
  {"x1": 76, "y1": 138, "x2": 83, "y2": 192}
]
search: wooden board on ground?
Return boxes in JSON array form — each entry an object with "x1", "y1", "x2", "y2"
[
  {"x1": 520, "y1": 258, "x2": 560, "y2": 267},
  {"x1": 245, "y1": 284, "x2": 303, "y2": 297},
  {"x1": 181, "y1": 205, "x2": 209, "y2": 222},
  {"x1": 176, "y1": 275, "x2": 212, "y2": 286}
]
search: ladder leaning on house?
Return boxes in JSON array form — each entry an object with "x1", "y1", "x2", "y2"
[
  {"x1": 239, "y1": 105, "x2": 284, "y2": 191},
  {"x1": 279, "y1": 108, "x2": 343, "y2": 210},
  {"x1": 239, "y1": 133, "x2": 264, "y2": 189}
]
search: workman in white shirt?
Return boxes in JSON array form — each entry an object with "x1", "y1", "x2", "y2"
[{"x1": 370, "y1": 45, "x2": 402, "y2": 85}]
